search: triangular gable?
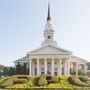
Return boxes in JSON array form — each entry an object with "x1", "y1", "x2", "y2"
[{"x1": 28, "y1": 45, "x2": 72, "y2": 55}]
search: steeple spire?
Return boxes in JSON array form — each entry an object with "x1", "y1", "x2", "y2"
[
  {"x1": 41, "y1": 2, "x2": 57, "y2": 47},
  {"x1": 47, "y1": 2, "x2": 51, "y2": 20}
]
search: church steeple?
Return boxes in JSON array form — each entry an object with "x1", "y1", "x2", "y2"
[
  {"x1": 47, "y1": 3, "x2": 51, "y2": 21},
  {"x1": 41, "y1": 3, "x2": 57, "y2": 47}
]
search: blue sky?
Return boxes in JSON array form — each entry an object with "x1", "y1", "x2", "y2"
[{"x1": 0, "y1": 0, "x2": 90, "y2": 66}]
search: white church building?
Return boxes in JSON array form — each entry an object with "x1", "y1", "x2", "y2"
[{"x1": 14, "y1": 4, "x2": 87, "y2": 76}]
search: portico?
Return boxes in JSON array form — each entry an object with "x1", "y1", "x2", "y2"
[{"x1": 28, "y1": 54, "x2": 70, "y2": 76}]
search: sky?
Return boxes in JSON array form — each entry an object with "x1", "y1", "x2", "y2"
[{"x1": 0, "y1": 0, "x2": 90, "y2": 66}]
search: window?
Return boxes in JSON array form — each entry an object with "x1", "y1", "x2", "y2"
[{"x1": 48, "y1": 35, "x2": 51, "y2": 39}]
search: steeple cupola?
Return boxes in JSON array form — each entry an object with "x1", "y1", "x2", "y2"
[{"x1": 41, "y1": 3, "x2": 57, "y2": 47}]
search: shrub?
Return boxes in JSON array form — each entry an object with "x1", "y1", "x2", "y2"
[
  {"x1": 37, "y1": 74, "x2": 47, "y2": 86},
  {"x1": 0, "y1": 77, "x2": 9, "y2": 85},
  {"x1": 79, "y1": 76, "x2": 90, "y2": 83},
  {"x1": 59, "y1": 76, "x2": 69, "y2": 81},
  {"x1": 30, "y1": 76, "x2": 39, "y2": 86},
  {"x1": 46, "y1": 75, "x2": 59, "y2": 83},
  {"x1": 6, "y1": 84, "x2": 28, "y2": 88},
  {"x1": 69, "y1": 76, "x2": 87, "y2": 87},
  {"x1": 87, "y1": 72, "x2": 90, "y2": 77},
  {"x1": 0, "y1": 77, "x2": 14, "y2": 88},
  {"x1": 59, "y1": 76, "x2": 69, "y2": 84},
  {"x1": 47, "y1": 83, "x2": 61, "y2": 88},
  {"x1": 70, "y1": 67, "x2": 76, "y2": 75},
  {"x1": 13, "y1": 79, "x2": 27, "y2": 84},
  {"x1": 17, "y1": 75, "x2": 29, "y2": 80},
  {"x1": 26, "y1": 79, "x2": 34, "y2": 87},
  {"x1": 78, "y1": 69, "x2": 86, "y2": 75},
  {"x1": 47, "y1": 83, "x2": 78, "y2": 88}
]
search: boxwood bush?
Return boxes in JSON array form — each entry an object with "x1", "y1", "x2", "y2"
[
  {"x1": 59, "y1": 76, "x2": 69, "y2": 84},
  {"x1": 46, "y1": 75, "x2": 59, "y2": 83},
  {"x1": 69, "y1": 76, "x2": 88, "y2": 87},
  {"x1": 79, "y1": 76, "x2": 90, "y2": 83},
  {"x1": 0, "y1": 77, "x2": 13, "y2": 88},
  {"x1": 17, "y1": 75, "x2": 29, "y2": 80},
  {"x1": 26, "y1": 79, "x2": 34, "y2": 87},
  {"x1": 29, "y1": 76, "x2": 39, "y2": 86},
  {"x1": 37, "y1": 74, "x2": 47, "y2": 86},
  {"x1": 13, "y1": 79, "x2": 27, "y2": 84}
]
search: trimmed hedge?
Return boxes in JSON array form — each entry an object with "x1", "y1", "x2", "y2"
[
  {"x1": 0, "y1": 77, "x2": 13, "y2": 88},
  {"x1": 79, "y1": 76, "x2": 90, "y2": 83},
  {"x1": 46, "y1": 75, "x2": 59, "y2": 83},
  {"x1": 13, "y1": 79, "x2": 27, "y2": 84},
  {"x1": 2, "y1": 75, "x2": 90, "y2": 89},
  {"x1": 37, "y1": 74, "x2": 47, "y2": 86},
  {"x1": 59, "y1": 76, "x2": 69, "y2": 84},
  {"x1": 26, "y1": 79, "x2": 34, "y2": 87},
  {"x1": 6, "y1": 84, "x2": 29, "y2": 88},
  {"x1": 30, "y1": 76, "x2": 39, "y2": 86},
  {"x1": 69, "y1": 76, "x2": 88, "y2": 87},
  {"x1": 17, "y1": 75, "x2": 29, "y2": 80}
]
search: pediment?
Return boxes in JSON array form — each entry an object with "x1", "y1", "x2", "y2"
[{"x1": 29, "y1": 45, "x2": 72, "y2": 55}]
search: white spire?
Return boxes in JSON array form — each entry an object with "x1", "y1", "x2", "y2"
[
  {"x1": 45, "y1": 2, "x2": 53, "y2": 31},
  {"x1": 41, "y1": 3, "x2": 57, "y2": 47}
]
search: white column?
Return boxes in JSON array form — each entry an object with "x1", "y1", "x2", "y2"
[
  {"x1": 60, "y1": 59, "x2": 62, "y2": 76},
  {"x1": 32, "y1": 62, "x2": 34, "y2": 76},
  {"x1": 64, "y1": 60, "x2": 67, "y2": 76},
  {"x1": 76, "y1": 62, "x2": 78, "y2": 76},
  {"x1": 58, "y1": 59, "x2": 60, "y2": 76},
  {"x1": 51, "y1": 58, "x2": 54, "y2": 75},
  {"x1": 58, "y1": 59, "x2": 62, "y2": 76},
  {"x1": 37, "y1": 58, "x2": 40, "y2": 76},
  {"x1": 29, "y1": 59, "x2": 32, "y2": 76},
  {"x1": 67, "y1": 61, "x2": 70, "y2": 76},
  {"x1": 84, "y1": 64, "x2": 87, "y2": 73},
  {"x1": 44, "y1": 58, "x2": 47, "y2": 74}
]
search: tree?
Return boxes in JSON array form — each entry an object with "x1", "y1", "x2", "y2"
[
  {"x1": 22, "y1": 63, "x2": 27, "y2": 75},
  {"x1": 15, "y1": 63, "x2": 28, "y2": 75},
  {"x1": 2, "y1": 67, "x2": 9, "y2": 76},
  {"x1": 16, "y1": 63, "x2": 23, "y2": 75},
  {"x1": 78, "y1": 69, "x2": 86, "y2": 75},
  {"x1": 8, "y1": 66, "x2": 16, "y2": 76},
  {"x1": 70, "y1": 66, "x2": 76, "y2": 75}
]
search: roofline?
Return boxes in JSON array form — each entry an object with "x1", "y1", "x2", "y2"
[
  {"x1": 27, "y1": 45, "x2": 72, "y2": 54},
  {"x1": 71, "y1": 55, "x2": 88, "y2": 62},
  {"x1": 13, "y1": 56, "x2": 27, "y2": 63},
  {"x1": 28, "y1": 53, "x2": 71, "y2": 55}
]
